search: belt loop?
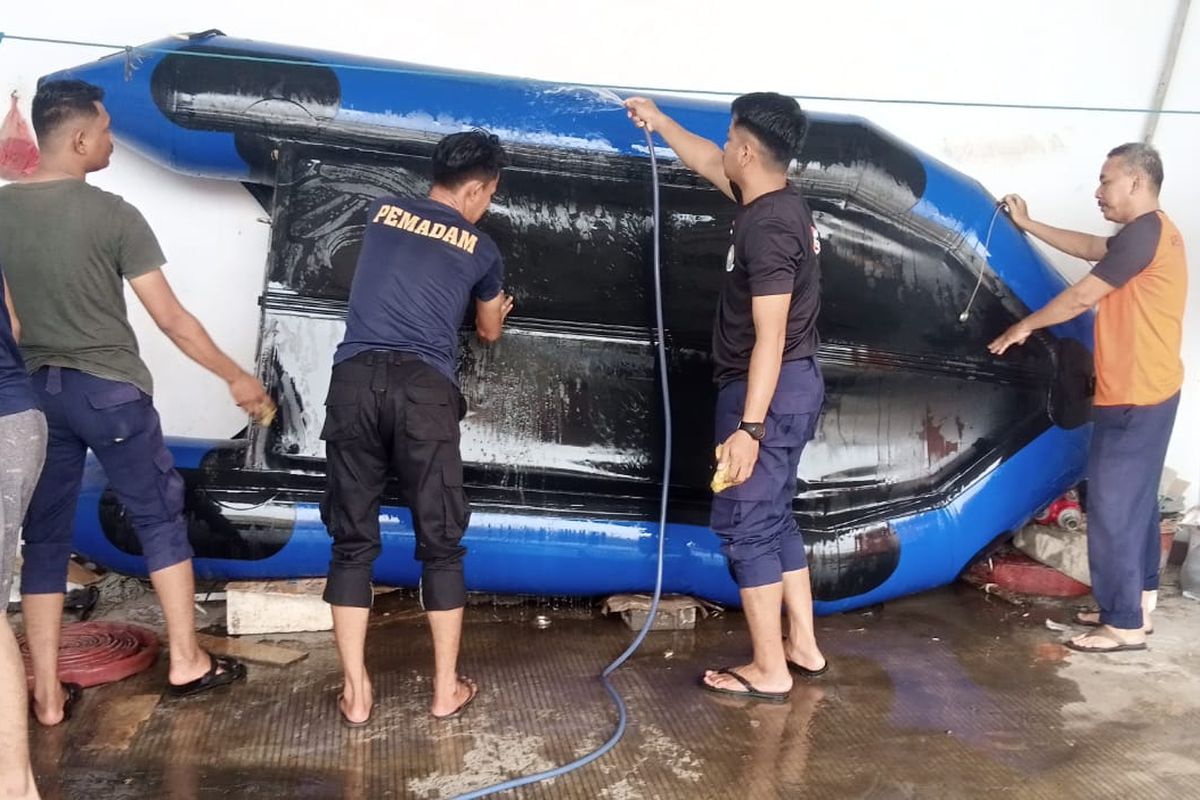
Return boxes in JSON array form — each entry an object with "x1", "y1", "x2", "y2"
[
  {"x1": 45, "y1": 366, "x2": 63, "y2": 396},
  {"x1": 370, "y1": 362, "x2": 388, "y2": 393}
]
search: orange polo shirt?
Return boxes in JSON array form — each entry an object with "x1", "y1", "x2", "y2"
[{"x1": 1090, "y1": 210, "x2": 1187, "y2": 406}]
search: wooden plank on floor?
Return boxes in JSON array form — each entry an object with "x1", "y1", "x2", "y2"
[
  {"x1": 196, "y1": 632, "x2": 309, "y2": 667},
  {"x1": 67, "y1": 559, "x2": 102, "y2": 586},
  {"x1": 83, "y1": 694, "x2": 160, "y2": 751}
]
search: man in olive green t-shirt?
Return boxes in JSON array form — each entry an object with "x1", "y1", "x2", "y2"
[
  {"x1": 0, "y1": 167, "x2": 163, "y2": 395},
  {"x1": 0, "y1": 80, "x2": 273, "y2": 725}
]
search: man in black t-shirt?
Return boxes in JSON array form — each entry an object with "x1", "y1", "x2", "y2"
[
  {"x1": 322, "y1": 131, "x2": 514, "y2": 724},
  {"x1": 627, "y1": 93, "x2": 825, "y2": 702}
]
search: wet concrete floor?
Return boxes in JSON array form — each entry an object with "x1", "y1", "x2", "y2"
[{"x1": 23, "y1": 569, "x2": 1200, "y2": 799}]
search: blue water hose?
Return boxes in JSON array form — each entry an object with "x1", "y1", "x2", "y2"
[{"x1": 454, "y1": 126, "x2": 669, "y2": 799}]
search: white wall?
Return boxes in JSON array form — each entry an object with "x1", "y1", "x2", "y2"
[{"x1": 2, "y1": 0, "x2": 1197, "y2": 502}]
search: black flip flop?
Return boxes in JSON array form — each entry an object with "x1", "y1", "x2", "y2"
[
  {"x1": 1064, "y1": 633, "x2": 1148, "y2": 654},
  {"x1": 1072, "y1": 611, "x2": 1154, "y2": 635},
  {"x1": 338, "y1": 695, "x2": 374, "y2": 728},
  {"x1": 65, "y1": 585, "x2": 101, "y2": 621},
  {"x1": 61, "y1": 681, "x2": 83, "y2": 721},
  {"x1": 786, "y1": 658, "x2": 829, "y2": 678},
  {"x1": 32, "y1": 681, "x2": 84, "y2": 726},
  {"x1": 432, "y1": 677, "x2": 478, "y2": 720},
  {"x1": 167, "y1": 652, "x2": 247, "y2": 698},
  {"x1": 699, "y1": 667, "x2": 789, "y2": 703}
]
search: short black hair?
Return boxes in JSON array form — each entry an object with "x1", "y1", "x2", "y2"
[
  {"x1": 730, "y1": 92, "x2": 808, "y2": 169},
  {"x1": 1107, "y1": 142, "x2": 1164, "y2": 193},
  {"x1": 432, "y1": 129, "x2": 508, "y2": 188},
  {"x1": 32, "y1": 79, "x2": 105, "y2": 141}
]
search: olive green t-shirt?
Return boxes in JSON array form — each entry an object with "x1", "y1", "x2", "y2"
[{"x1": 0, "y1": 180, "x2": 165, "y2": 394}]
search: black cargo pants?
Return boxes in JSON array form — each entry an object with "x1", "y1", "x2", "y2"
[{"x1": 320, "y1": 350, "x2": 469, "y2": 611}]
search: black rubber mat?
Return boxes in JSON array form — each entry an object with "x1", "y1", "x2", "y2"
[{"x1": 28, "y1": 584, "x2": 1200, "y2": 799}]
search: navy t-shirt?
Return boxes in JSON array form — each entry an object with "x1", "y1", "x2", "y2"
[
  {"x1": 0, "y1": 266, "x2": 38, "y2": 417},
  {"x1": 335, "y1": 197, "x2": 505, "y2": 383}
]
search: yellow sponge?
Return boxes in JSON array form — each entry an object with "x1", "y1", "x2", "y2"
[
  {"x1": 258, "y1": 400, "x2": 278, "y2": 428},
  {"x1": 710, "y1": 445, "x2": 734, "y2": 494}
]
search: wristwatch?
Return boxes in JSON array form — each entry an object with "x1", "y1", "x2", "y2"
[{"x1": 737, "y1": 421, "x2": 766, "y2": 441}]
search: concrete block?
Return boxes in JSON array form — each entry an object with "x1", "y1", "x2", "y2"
[
  {"x1": 622, "y1": 605, "x2": 698, "y2": 631},
  {"x1": 226, "y1": 579, "x2": 332, "y2": 635},
  {"x1": 602, "y1": 593, "x2": 709, "y2": 631}
]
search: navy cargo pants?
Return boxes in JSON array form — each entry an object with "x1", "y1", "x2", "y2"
[
  {"x1": 22, "y1": 366, "x2": 191, "y2": 594},
  {"x1": 1086, "y1": 392, "x2": 1180, "y2": 630},
  {"x1": 320, "y1": 350, "x2": 470, "y2": 611},
  {"x1": 710, "y1": 357, "x2": 825, "y2": 588}
]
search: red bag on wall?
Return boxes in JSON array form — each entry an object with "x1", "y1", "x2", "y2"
[{"x1": 0, "y1": 93, "x2": 40, "y2": 181}]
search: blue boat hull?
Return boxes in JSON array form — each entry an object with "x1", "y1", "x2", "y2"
[{"x1": 49, "y1": 31, "x2": 1094, "y2": 610}]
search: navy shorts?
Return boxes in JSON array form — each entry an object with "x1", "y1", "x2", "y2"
[
  {"x1": 710, "y1": 358, "x2": 824, "y2": 589},
  {"x1": 21, "y1": 367, "x2": 192, "y2": 594}
]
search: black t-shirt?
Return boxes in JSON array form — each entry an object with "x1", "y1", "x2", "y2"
[
  {"x1": 712, "y1": 185, "x2": 821, "y2": 385},
  {"x1": 335, "y1": 197, "x2": 504, "y2": 384}
]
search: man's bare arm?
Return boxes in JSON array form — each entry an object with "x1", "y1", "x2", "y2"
[
  {"x1": 625, "y1": 97, "x2": 734, "y2": 200},
  {"x1": 988, "y1": 274, "x2": 1114, "y2": 355},
  {"x1": 742, "y1": 294, "x2": 791, "y2": 423},
  {"x1": 3, "y1": 276, "x2": 20, "y2": 343},
  {"x1": 1003, "y1": 194, "x2": 1108, "y2": 261},
  {"x1": 129, "y1": 269, "x2": 272, "y2": 420},
  {"x1": 718, "y1": 293, "x2": 791, "y2": 486},
  {"x1": 474, "y1": 292, "x2": 514, "y2": 343}
]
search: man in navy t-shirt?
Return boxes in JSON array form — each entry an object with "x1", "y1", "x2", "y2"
[
  {"x1": 1, "y1": 268, "x2": 48, "y2": 798},
  {"x1": 322, "y1": 130, "x2": 513, "y2": 725},
  {"x1": 334, "y1": 190, "x2": 505, "y2": 382}
]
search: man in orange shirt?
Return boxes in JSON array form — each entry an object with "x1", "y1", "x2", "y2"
[{"x1": 990, "y1": 142, "x2": 1186, "y2": 654}]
